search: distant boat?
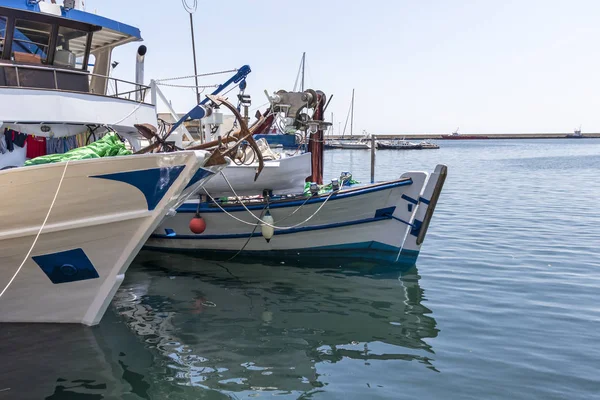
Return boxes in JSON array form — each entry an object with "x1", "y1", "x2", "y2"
[
  {"x1": 377, "y1": 138, "x2": 420, "y2": 150},
  {"x1": 567, "y1": 125, "x2": 584, "y2": 138},
  {"x1": 419, "y1": 139, "x2": 440, "y2": 149},
  {"x1": 325, "y1": 90, "x2": 371, "y2": 149},
  {"x1": 441, "y1": 127, "x2": 488, "y2": 140},
  {"x1": 377, "y1": 138, "x2": 439, "y2": 150}
]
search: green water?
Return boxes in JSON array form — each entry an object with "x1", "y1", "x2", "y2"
[{"x1": 1, "y1": 139, "x2": 599, "y2": 399}]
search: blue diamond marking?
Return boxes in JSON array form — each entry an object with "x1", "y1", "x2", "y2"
[
  {"x1": 32, "y1": 248, "x2": 100, "y2": 284},
  {"x1": 91, "y1": 166, "x2": 185, "y2": 210}
]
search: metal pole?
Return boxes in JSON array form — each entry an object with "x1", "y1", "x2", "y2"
[
  {"x1": 350, "y1": 88, "x2": 354, "y2": 137},
  {"x1": 301, "y1": 52, "x2": 305, "y2": 92},
  {"x1": 189, "y1": 13, "x2": 200, "y2": 105},
  {"x1": 370, "y1": 135, "x2": 376, "y2": 183}
]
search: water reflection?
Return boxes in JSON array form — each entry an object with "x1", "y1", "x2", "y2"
[
  {"x1": 0, "y1": 313, "x2": 155, "y2": 400},
  {"x1": 111, "y1": 251, "x2": 439, "y2": 397}
]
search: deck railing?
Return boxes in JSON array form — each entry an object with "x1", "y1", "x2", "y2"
[{"x1": 0, "y1": 63, "x2": 152, "y2": 104}]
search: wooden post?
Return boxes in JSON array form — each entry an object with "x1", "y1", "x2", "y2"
[{"x1": 370, "y1": 135, "x2": 376, "y2": 183}]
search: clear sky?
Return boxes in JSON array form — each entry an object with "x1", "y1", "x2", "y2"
[{"x1": 87, "y1": 0, "x2": 600, "y2": 134}]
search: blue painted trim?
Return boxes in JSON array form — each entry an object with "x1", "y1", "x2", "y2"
[
  {"x1": 32, "y1": 248, "x2": 99, "y2": 284},
  {"x1": 178, "y1": 178, "x2": 413, "y2": 214},
  {"x1": 2, "y1": 0, "x2": 142, "y2": 39},
  {"x1": 391, "y1": 215, "x2": 414, "y2": 227},
  {"x1": 164, "y1": 229, "x2": 176, "y2": 237},
  {"x1": 184, "y1": 168, "x2": 215, "y2": 189},
  {"x1": 401, "y1": 194, "x2": 418, "y2": 205},
  {"x1": 410, "y1": 219, "x2": 423, "y2": 237},
  {"x1": 144, "y1": 241, "x2": 421, "y2": 265},
  {"x1": 419, "y1": 197, "x2": 431, "y2": 205},
  {"x1": 374, "y1": 206, "x2": 396, "y2": 218},
  {"x1": 152, "y1": 214, "x2": 395, "y2": 240},
  {"x1": 91, "y1": 165, "x2": 185, "y2": 211}
]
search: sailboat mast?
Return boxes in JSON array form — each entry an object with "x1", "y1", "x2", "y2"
[
  {"x1": 301, "y1": 52, "x2": 306, "y2": 92},
  {"x1": 350, "y1": 88, "x2": 354, "y2": 136},
  {"x1": 331, "y1": 112, "x2": 334, "y2": 136}
]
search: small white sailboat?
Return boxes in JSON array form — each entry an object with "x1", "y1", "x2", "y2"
[{"x1": 325, "y1": 89, "x2": 372, "y2": 149}]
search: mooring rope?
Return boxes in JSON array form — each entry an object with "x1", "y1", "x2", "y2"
[{"x1": 0, "y1": 161, "x2": 70, "y2": 299}]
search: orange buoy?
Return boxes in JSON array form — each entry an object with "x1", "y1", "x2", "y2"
[{"x1": 189, "y1": 216, "x2": 206, "y2": 234}]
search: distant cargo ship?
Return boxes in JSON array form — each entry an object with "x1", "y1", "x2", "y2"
[{"x1": 441, "y1": 128, "x2": 489, "y2": 140}]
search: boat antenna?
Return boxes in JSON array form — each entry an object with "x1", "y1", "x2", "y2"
[
  {"x1": 292, "y1": 52, "x2": 306, "y2": 91},
  {"x1": 182, "y1": 0, "x2": 201, "y2": 104},
  {"x1": 301, "y1": 52, "x2": 305, "y2": 91}
]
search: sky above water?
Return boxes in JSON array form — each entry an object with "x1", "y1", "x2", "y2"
[{"x1": 87, "y1": 0, "x2": 600, "y2": 134}]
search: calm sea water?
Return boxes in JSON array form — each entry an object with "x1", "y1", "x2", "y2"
[{"x1": 1, "y1": 139, "x2": 600, "y2": 399}]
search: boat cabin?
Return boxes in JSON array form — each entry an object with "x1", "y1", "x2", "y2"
[
  {"x1": 0, "y1": 1, "x2": 157, "y2": 169},
  {"x1": 0, "y1": 0, "x2": 145, "y2": 98}
]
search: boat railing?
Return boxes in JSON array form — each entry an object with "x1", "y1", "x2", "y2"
[{"x1": 0, "y1": 63, "x2": 152, "y2": 104}]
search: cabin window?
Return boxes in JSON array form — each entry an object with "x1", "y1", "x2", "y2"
[
  {"x1": 11, "y1": 19, "x2": 52, "y2": 64},
  {"x1": 55, "y1": 26, "x2": 89, "y2": 69},
  {"x1": 0, "y1": 16, "x2": 7, "y2": 55}
]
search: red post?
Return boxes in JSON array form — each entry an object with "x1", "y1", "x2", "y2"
[{"x1": 307, "y1": 93, "x2": 325, "y2": 184}]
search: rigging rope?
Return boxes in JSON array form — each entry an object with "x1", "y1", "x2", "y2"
[
  {"x1": 155, "y1": 82, "x2": 219, "y2": 89},
  {"x1": 155, "y1": 69, "x2": 239, "y2": 82},
  {"x1": 0, "y1": 161, "x2": 70, "y2": 299},
  {"x1": 201, "y1": 170, "x2": 345, "y2": 230}
]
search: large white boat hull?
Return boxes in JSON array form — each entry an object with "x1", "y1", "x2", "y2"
[
  {"x1": 0, "y1": 151, "x2": 222, "y2": 325},
  {"x1": 146, "y1": 165, "x2": 447, "y2": 265}
]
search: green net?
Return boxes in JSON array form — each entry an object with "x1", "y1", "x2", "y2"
[
  {"x1": 24, "y1": 133, "x2": 132, "y2": 166},
  {"x1": 303, "y1": 177, "x2": 360, "y2": 196}
]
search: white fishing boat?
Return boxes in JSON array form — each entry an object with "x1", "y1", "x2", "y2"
[
  {"x1": 144, "y1": 90, "x2": 447, "y2": 265},
  {"x1": 0, "y1": 149, "x2": 220, "y2": 325},
  {"x1": 168, "y1": 87, "x2": 325, "y2": 197},
  {"x1": 0, "y1": 0, "x2": 227, "y2": 325},
  {"x1": 146, "y1": 164, "x2": 447, "y2": 265},
  {"x1": 203, "y1": 151, "x2": 311, "y2": 197}
]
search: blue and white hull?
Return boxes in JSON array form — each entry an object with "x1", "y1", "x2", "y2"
[
  {"x1": 146, "y1": 165, "x2": 447, "y2": 265},
  {"x1": 0, "y1": 151, "x2": 223, "y2": 325}
]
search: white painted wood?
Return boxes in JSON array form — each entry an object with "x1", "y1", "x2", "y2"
[
  {"x1": 146, "y1": 167, "x2": 446, "y2": 263},
  {"x1": 0, "y1": 150, "x2": 222, "y2": 325},
  {"x1": 203, "y1": 153, "x2": 312, "y2": 197},
  {"x1": 0, "y1": 87, "x2": 156, "y2": 134}
]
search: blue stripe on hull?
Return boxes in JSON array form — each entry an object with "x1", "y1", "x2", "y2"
[
  {"x1": 178, "y1": 178, "x2": 413, "y2": 213},
  {"x1": 151, "y1": 214, "x2": 395, "y2": 240},
  {"x1": 143, "y1": 241, "x2": 420, "y2": 265}
]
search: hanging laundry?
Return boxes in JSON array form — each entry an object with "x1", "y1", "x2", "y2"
[
  {"x1": 46, "y1": 136, "x2": 64, "y2": 154},
  {"x1": 0, "y1": 134, "x2": 6, "y2": 154},
  {"x1": 66, "y1": 136, "x2": 78, "y2": 151},
  {"x1": 25, "y1": 135, "x2": 47, "y2": 159},
  {"x1": 4, "y1": 128, "x2": 27, "y2": 152}
]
